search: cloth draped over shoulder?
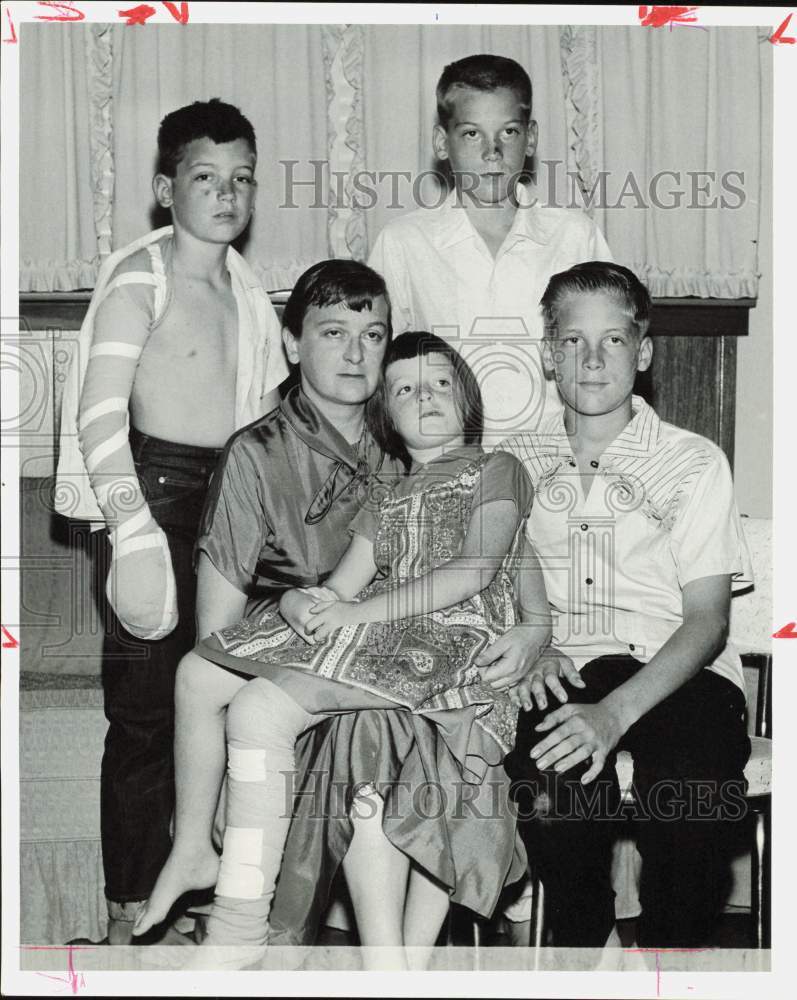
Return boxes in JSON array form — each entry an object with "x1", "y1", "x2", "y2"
[{"x1": 55, "y1": 225, "x2": 285, "y2": 528}]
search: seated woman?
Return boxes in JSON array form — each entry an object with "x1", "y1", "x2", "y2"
[{"x1": 134, "y1": 264, "x2": 549, "y2": 965}]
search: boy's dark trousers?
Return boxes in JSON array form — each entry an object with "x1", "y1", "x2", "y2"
[
  {"x1": 504, "y1": 655, "x2": 750, "y2": 948},
  {"x1": 100, "y1": 428, "x2": 222, "y2": 919}
]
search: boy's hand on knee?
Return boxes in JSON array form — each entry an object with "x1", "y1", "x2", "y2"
[{"x1": 531, "y1": 700, "x2": 624, "y2": 784}]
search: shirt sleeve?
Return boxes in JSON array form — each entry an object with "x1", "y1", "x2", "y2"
[
  {"x1": 368, "y1": 227, "x2": 414, "y2": 335},
  {"x1": 472, "y1": 451, "x2": 534, "y2": 520},
  {"x1": 669, "y1": 446, "x2": 753, "y2": 589},
  {"x1": 195, "y1": 433, "x2": 270, "y2": 593},
  {"x1": 349, "y1": 501, "x2": 380, "y2": 543}
]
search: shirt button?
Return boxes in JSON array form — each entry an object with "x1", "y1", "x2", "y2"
[
  {"x1": 590, "y1": 460, "x2": 599, "y2": 469},
  {"x1": 568, "y1": 459, "x2": 576, "y2": 468},
  {"x1": 629, "y1": 644, "x2": 636, "y2": 652},
  {"x1": 158, "y1": 476, "x2": 166, "y2": 484},
  {"x1": 586, "y1": 577, "x2": 593, "y2": 585},
  {"x1": 580, "y1": 523, "x2": 588, "y2": 531}
]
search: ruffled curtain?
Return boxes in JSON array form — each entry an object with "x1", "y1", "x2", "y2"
[
  {"x1": 20, "y1": 23, "x2": 764, "y2": 298},
  {"x1": 20, "y1": 24, "x2": 105, "y2": 291},
  {"x1": 561, "y1": 26, "x2": 764, "y2": 299},
  {"x1": 20, "y1": 23, "x2": 330, "y2": 292}
]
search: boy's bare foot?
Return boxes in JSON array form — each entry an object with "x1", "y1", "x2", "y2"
[{"x1": 133, "y1": 848, "x2": 219, "y2": 938}]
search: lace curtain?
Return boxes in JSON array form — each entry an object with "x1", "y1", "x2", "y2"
[{"x1": 20, "y1": 23, "x2": 764, "y2": 298}]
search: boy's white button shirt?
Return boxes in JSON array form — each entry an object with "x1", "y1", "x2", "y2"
[
  {"x1": 368, "y1": 183, "x2": 612, "y2": 438},
  {"x1": 501, "y1": 397, "x2": 753, "y2": 692}
]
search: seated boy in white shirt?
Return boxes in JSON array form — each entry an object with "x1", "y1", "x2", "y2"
[
  {"x1": 501, "y1": 261, "x2": 752, "y2": 947},
  {"x1": 368, "y1": 53, "x2": 611, "y2": 442}
]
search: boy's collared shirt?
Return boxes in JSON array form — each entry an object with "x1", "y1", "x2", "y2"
[
  {"x1": 196, "y1": 385, "x2": 401, "y2": 615},
  {"x1": 501, "y1": 396, "x2": 752, "y2": 692},
  {"x1": 368, "y1": 183, "x2": 612, "y2": 437}
]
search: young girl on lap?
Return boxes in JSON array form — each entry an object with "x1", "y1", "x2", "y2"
[{"x1": 137, "y1": 332, "x2": 549, "y2": 963}]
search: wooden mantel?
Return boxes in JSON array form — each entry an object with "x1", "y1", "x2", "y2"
[{"x1": 19, "y1": 293, "x2": 755, "y2": 468}]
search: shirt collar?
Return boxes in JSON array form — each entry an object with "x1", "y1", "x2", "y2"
[
  {"x1": 409, "y1": 443, "x2": 484, "y2": 475},
  {"x1": 541, "y1": 396, "x2": 661, "y2": 461},
  {"x1": 603, "y1": 396, "x2": 661, "y2": 459},
  {"x1": 431, "y1": 182, "x2": 552, "y2": 251}
]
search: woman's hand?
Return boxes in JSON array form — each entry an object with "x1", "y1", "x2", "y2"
[
  {"x1": 305, "y1": 598, "x2": 361, "y2": 641},
  {"x1": 531, "y1": 699, "x2": 625, "y2": 784}
]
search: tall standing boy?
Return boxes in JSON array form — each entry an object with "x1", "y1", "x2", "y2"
[
  {"x1": 502, "y1": 262, "x2": 751, "y2": 947},
  {"x1": 55, "y1": 99, "x2": 288, "y2": 942},
  {"x1": 369, "y1": 53, "x2": 611, "y2": 442}
]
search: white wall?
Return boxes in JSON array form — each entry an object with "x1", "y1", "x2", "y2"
[{"x1": 733, "y1": 48, "x2": 772, "y2": 519}]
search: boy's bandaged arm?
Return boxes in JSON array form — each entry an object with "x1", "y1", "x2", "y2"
[
  {"x1": 78, "y1": 284, "x2": 151, "y2": 528},
  {"x1": 77, "y1": 282, "x2": 177, "y2": 639}
]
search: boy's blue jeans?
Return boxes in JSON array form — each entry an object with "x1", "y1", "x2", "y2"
[
  {"x1": 100, "y1": 428, "x2": 222, "y2": 914},
  {"x1": 505, "y1": 655, "x2": 751, "y2": 948}
]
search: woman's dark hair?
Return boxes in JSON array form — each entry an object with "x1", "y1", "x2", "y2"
[
  {"x1": 367, "y1": 331, "x2": 484, "y2": 470},
  {"x1": 282, "y1": 259, "x2": 392, "y2": 341},
  {"x1": 157, "y1": 99, "x2": 256, "y2": 177}
]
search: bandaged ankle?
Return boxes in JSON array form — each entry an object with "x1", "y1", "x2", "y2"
[{"x1": 209, "y1": 679, "x2": 319, "y2": 946}]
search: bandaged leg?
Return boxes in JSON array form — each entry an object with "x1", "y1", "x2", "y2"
[
  {"x1": 78, "y1": 270, "x2": 177, "y2": 639},
  {"x1": 201, "y1": 678, "x2": 322, "y2": 949}
]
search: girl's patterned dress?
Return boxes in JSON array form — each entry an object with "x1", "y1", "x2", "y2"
[{"x1": 199, "y1": 447, "x2": 532, "y2": 753}]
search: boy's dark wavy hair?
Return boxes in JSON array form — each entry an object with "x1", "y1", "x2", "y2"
[
  {"x1": 367, "y1": 331, "x2": 484, "y2": 470},
  {"x1": 157, "y1": 99, "x2": 256, "y2": 177},
  {"x1": 541, "y1": 261, "x2": 652, "y2": 339},
  {"x1": 436, "y1": 54, "x2": 532, "y2": 130},
  {"x1": 281, "y1": 259, "x2": 392, "y2": 341}
]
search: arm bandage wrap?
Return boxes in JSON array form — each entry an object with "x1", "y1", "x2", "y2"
[
  {"x1": 56, "y1": 226, "x2": 290, "y2": 642},
  {"x1": 77, "y1": 254, "x2": 177, "y2": 640}
]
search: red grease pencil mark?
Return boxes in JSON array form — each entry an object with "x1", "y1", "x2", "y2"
[
  {"x1": 34, "y1": 0, "x2": 85, "y2": 20},
  {"x1": 773, "y1": 621, "x2": 797, "y2": 638},
  {"x1": 624, "y1": 948, "x2": 709, "y2": 998},
  {"x1": 638, "y1": 5, "x2": 700, "y2": 28},
  {"x1": 2, "y1": 7, "x2": 17, "y2": 43},
  {"x1": 117, "y1": 3, "x2": 156, "y2": 24},
  {"x1": 117, "y1": 1, "x2": 188, "y2": 24},
  {"x1": 1, "y1": 625, "x2": 18, "y2": 648},
  {"x1": 769, "y1": 13, "x2": 796, "y2": 45},
  {"x1": 162, "y1": 1, "x2": 189, "y2": 23},
  {"x1": 23, "y1": 945, "x2": 93, "y2": 994}
]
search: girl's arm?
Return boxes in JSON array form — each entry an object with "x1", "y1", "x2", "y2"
[{"x1": 307, "y1": 497, "x2": 519, "y2": 637}]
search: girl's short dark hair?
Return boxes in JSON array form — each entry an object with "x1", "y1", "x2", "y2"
[
  {"x1": 436, "y1": 54, "x2": 532, "y2": 130},
  {"x1": 367, "y1": 331, "x2": 484, "y2": 470},
  {"x1": 282, "y1": 260, "x2": 392, "y2": 341},
  {"x1": 540, "y1": 261, "x2": 652, "y2": 339},
  {"x1": 156, "y1": 99, "x2": 256, "y2": 177}
]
